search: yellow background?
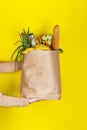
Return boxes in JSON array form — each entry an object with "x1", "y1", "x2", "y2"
[{"x1": 0, "y1": 0, "x2": 87, "y2": 130}]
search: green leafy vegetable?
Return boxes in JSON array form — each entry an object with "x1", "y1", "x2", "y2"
[{"x1": 11, "y1": 28, "x2": 33, "y2": 69}]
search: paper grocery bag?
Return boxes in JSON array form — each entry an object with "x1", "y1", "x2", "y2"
[{"x1": 21, "y1": 50, "x2": 61, "y2": 101}]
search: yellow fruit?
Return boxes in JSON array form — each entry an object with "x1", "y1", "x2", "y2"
[
  {"x1": 34, "y1": 44, "x2": 51, "y2": 50},
  {"x1": 22, "y1": 47, "x2": 34, "y2": 54}
]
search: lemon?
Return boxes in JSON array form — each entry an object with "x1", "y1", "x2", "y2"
[
  {"x1": 22, "y1": 47, "x2": 34, "y2": 54},
  {"x1": 34, "y1": 44, "x2": 51, "y2": 50}
]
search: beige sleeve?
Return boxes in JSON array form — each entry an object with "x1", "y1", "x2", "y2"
[
  {"x1": 0, "y1": 93, "x2": 29, "y2": 107},
  {"x1": 0, "y1": 62, "x2": 22, "y2": 72}
]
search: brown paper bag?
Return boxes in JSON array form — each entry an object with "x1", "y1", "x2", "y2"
[{"x1": 21, "y1": 50, "x2": 61, "y2": 101}]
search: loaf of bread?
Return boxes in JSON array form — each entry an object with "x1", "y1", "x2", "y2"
[{"x1": 52, "y1": 25, "x2": 59, "y2": 50}]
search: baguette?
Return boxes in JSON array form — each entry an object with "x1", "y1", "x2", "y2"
[{"x1": 52, "y1": 25, "x2": 59, "y2": 50}]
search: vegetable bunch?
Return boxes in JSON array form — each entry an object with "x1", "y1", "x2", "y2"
[{"x1": 11, "y1": 25, "x2": 63, "y2": 63}]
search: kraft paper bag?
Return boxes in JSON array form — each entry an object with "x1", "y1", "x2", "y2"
[{"x1": 21, "y1": 50, "x2": 61, "y2": 101}]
